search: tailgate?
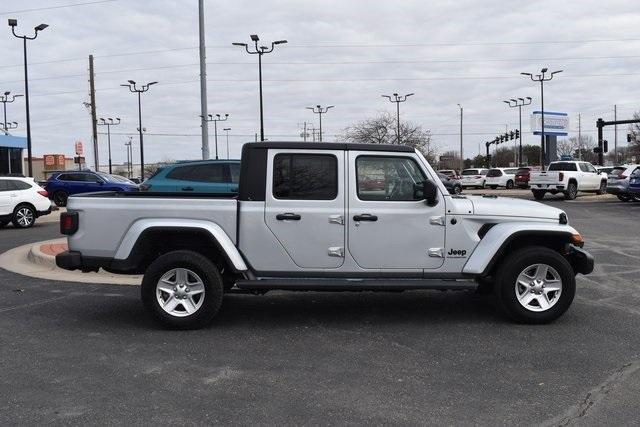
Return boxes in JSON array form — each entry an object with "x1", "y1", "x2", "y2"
[{"x1": 530, "y1": 171, "x2": 561, "y2": 185}]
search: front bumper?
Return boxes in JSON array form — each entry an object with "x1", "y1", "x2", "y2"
[{"x1": 567, "y1": 245, "x2": 594, "y2": 275}]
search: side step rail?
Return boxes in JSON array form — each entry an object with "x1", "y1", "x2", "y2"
[{"x1": 234, "y1": 278, "x2": 478, "y2": 292}]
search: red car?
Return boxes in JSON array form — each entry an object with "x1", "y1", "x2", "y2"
[{"x1": 514, "y1": 167, "x2": 532, "y2": 188}]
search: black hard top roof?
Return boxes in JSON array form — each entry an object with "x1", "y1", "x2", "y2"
[{"x1": 242, "y1": 141, "x2": 415, "y2": 153}]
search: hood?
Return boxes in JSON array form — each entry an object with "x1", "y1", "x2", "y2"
[{"x1": 466, "y1": 195, "x2": 564, "y2": 220}]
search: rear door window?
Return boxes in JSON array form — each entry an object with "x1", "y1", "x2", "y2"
[
  {"x1": 273, "y1": 154, "x2": 337, "y2": 200},
  {"x1": 486, "y1": 169, "x2": 502, "y2": 177},
  {"x1": 461, "y1": 169, "x2": 479, "y2": 176}
]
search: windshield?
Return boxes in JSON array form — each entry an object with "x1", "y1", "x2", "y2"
[
  {"x1": 548, "y1": 162, "x2": 577, "y2": 171},
  {"x1": 516, "y1": 168, "x2": 530, "y2": 175},
  {"x1": 462, "y1": 169, "x2": 479, "y2": 176},
  {"x1": 609, "y1": 167, "x2": 626, "y2": 177}
]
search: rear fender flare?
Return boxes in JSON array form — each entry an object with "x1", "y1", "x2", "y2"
[{"x1": 114, "y1": 218, "x2": 247, "y2": 271}]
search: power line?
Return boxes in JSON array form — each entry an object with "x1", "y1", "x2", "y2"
[{"x1": 0, "y1": 0, "x2": 118, "y2": 16}]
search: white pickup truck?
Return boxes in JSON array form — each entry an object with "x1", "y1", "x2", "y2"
[
  {"x1": 529, "y1": 161, "x2": 607, "y2": 200},
  {"x1": 55, "y1": 142, "x2": 593, "y2": 329}
]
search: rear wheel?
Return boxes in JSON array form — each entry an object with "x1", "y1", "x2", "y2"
[
  {"x1": 141, "y1": 250, "x2": 223, "y2": 329},
  {"x1": 564, "y1": 182, "x2": 578, "y2": 200},
  {"x1": 53, "y1": 191, "x2": 68, "y2": 207},
  {"x1": 617, "y1": 194, "x2": 631, "y2": 202},
  {"x1": 596, "y1": 180, "x2": 607, "y2": 195},
  {"x1": 532, "y1": 190, "x2": 546, "y2": 200},
  {"x1": 453, "y1": 184, "x2": 462, "y2": 194},
  {"x1": 506, "y1": 180, "x2": 514, "y2": 189},
  {"x1": 12, "y1": 205, "x2": 36, "y2": 228},
  {"x1": 495, "y1": 246, "x2": 575, "y2": 324}
]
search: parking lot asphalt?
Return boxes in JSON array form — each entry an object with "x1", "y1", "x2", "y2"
[{"x1": 1, "y1": 198, "x2": 640, "y2": 425}]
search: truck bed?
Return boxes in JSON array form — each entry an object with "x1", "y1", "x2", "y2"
[{"x1": 65, "y1": 191, "x2": 239, "y2": 259}]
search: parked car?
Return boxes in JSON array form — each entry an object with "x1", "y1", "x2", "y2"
[
  {"x1": 45, "y1": 170, "x2": 139, "y2": 207},
  {"x1": 459, "y1": 168, "x2": 489, "y2": 189},
  {"x1": 529, "y1": 161, "x2": 608, "y2": 200},
  {"x1": 140, "y1": 160, "x2": 240, "y2": 193},
  {"x1": 56, "y1": 141, "x2": 593, "y2": 329},
  {"x1": 628, "y1": 168, "x2": 640, "y2": 200},
  {"x1": 596, "y1": 166, "x2": 614, "y2": 175},
  {"x1": 438, "y1": 169, "x2": 460, "y2": 179},
  {"x1": 0, "y1": 177, "x2": 52, "y2": 228},
  {"x1": 438, "y1": 172, "x2": 462, "y2": 194},
  {"x1": 514, "y1": 167, "x2": 532, "y2": 188},
  {"x1": 485, "y1": 168, "x2": 519, "y2": 189},
  {"x1": 606, "y1": 165, "x2": 640, "y2": 202}
]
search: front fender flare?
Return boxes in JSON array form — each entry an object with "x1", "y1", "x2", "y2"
[
  {"x1": 462, "y1": 222, "x2": 579, "y2": 276},
  {"x1": 114, "y1": 218, "x2": 247, "y2": 271}
]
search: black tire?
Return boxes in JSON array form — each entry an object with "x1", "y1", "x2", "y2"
[
  {"x1": 532, "y1": 190, "x2": 546, "y2": 200},
  {"x1": 141, "y1": 250, "x2": 224, "y2": 329},
  {"x1": 453, "y1": 184, "x2": 462, "y2": 194},
  {"x1": 495, "y1": 246, "x2": 576, "y2": 324},
  {"x1": 506, "y1": 180, "x2": 514, "y2": 189},
  {"x1": 596, "y1": 180, "x2": 607, "y2": 195},
  {"x1": 12, "y1": 204, "x2": 36, "y2": 229},
  {"x1": 53, "y1": 191, "x2": 68, "y2": 207},
  {"x1": 617, "y1": 194, "x2": 631, "y2": 202},
  {"x1": 490, "y1": 186, "x2": 498, "y2": 190},
  {"x1": 564, "y1": 182, "x2": 577, "y2": 200}
]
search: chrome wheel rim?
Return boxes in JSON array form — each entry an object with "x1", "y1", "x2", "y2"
[
  {"x1": 515, "y1": 264, "x2": 562, "y2": 312},
  {"x1": 156, "y1": 268, "x2": 205, "y2": 317},
  {"x1": 16, "y1": 208, "x2": 34, "y2": 227}
]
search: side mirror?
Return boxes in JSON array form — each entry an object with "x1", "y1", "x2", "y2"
[
  {"x1": 414, "y1": 180, "x2": 438, "y2": 205},
  {"x1": 597, "y1": 170, "x2": 602, "y2": 175}
]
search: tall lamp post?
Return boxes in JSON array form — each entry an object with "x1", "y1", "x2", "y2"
[
  {"x1": 1, "y1": 92, "x2": 23, "y2": 135},
  {"x1": 223, "y1": 128, "x2": 231, "y2": 159},
  {"x1": 306, "y1": 105, "x2": 334, "y2": 142},
  {"x1": 382, "y1": 93, "x2": 414, "y2": 144},
  {"x1": 503, "y1": 97, "x2": 532, "y2": 166},
  {"x1": 202, "y1": 114, "x2": 229, "y2": 160},
  {"x1": 8, "y1": 19, "x2": 48, "y2": 177},
  {"x1": 97, "y1": 117, "x2": 121, "y2": 174},
  {"x1": 0, "y1": 122, "x2": 18, "y2": 133},
  {"x1": 125, "y1": 137, "x2": 132, "y2": 178},
  {"x1": 521, "y1": 68, "x2": 562, "y2": 168},
  {"x1": 232, "y1": 35, "x2": 287, "y2": 142},
  {"x1": 121, "y1": 80, "x2": 157, "y2": 179},
  {"x1": 457, "y1": 104, "x2": 463, "y2": 171}
]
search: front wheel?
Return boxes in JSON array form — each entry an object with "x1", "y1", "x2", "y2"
[
  {"x1": 495, "y1": 246, "x2": 575, "y2": 324},
  {"x1": 596, "y1": 181, "x2": 607, "y2": 195},
  {"x1": 617, "y1": 194, "x2": 631, "y2": 202},
  {"x1": 506, "y1": 180, "x2": 514, "y2": 189},
  {"x1": 141, "y1": 250, "x2": 224, "y2": 329},
  {"x1": 564, "y1": 182, "x2": 578, "y2": 200}
]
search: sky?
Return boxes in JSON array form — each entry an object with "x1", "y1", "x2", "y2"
[{"x1": 0, "y1": 0, "x2": 639, "y2": 167}]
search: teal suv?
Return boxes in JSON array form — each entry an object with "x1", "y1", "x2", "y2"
[{"x1": 140, "y1": 160, "x2": 240, "y2": 194}]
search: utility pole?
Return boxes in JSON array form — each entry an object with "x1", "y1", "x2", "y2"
[
  {"x1": 578, "y1": 113, "x2": 582, "y2": 160},
  {"x1": 614, "y1": 104, "x2": 617, "y2": 164},
  {"x1": 125, "y1": 137, "x2": 132, "y2": 178},
  {"x1": 198, "y1": 0, "x2": 209, "y2": 159},
  {"x1": 89, "y1": 55, "x2": 99, "y2": 171}
]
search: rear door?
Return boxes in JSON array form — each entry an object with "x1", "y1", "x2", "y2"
[
  {"x1": 264, "y1": 149, "x2": 345, "y2": 269},
  {"x1": 347, "y1": 151, "x2": 446, "y2": 270},
  {"x1": 0, "y1": 180, "x2": 11, "y2": 215},
  {"x1": 579, "y1": 162, "x2": 599, "y2": 190}
]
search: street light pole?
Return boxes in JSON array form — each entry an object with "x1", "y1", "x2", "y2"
[
  {"x1": 521, "y1": 68, "x2": 562, "y2": 169},
  {"x1": 125, "y1": 137, "x2": 132, "y2": 178},
  {"x1": 503, "y1": 97, "x2": 532, "y2": 165},
  {"x1": 1, "y1": 92, "x2": 23, "y2": 135},
  {"x1": 223, "y1": 128, "x2": 231, "y2": 159},
  {"x1": 202, "y1": 114, "x2": 229, "y2": 159},
  {"x1": 382, "y1": 93, "x2": 414, "y2": 144},
  {"x1": 121, "y1": 80, "x2": 157, "y2": 179},
  {"x1": 306, "y1": 105, "x2": 334, "y2": 142},
  {"x1": 8, "y1": 19, "x2": 48, "y2": 177},
  {"x1": 97, "y1": 117, "x2": 121, "y2": 174},
  {"x1": 232, "y1": 35, "x2": 287, "y2": 141},
  {"x1": 458, "y1": 104, "x2": 463, "y2": 171}
]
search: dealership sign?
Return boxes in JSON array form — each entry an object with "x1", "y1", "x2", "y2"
[
  {"x1": 75, "y1": 140, "x2": 84, "y2": 156},
  {"x1": 530, "y1": 111, "x2": 569, "y2": 136},
  {"x1": 43, "y1": 154, "x2": 66, "y2": 171}
]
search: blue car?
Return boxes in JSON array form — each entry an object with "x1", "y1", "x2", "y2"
[
  {"x1": 629, "y1": 168, "x2": 640, "y2": 200},
  {"x1": 140, "y1": 160, "x2": 240, "y2": 194},
  {"x1": 46, "y1": 170, "x2": 139, "y2": 207}
]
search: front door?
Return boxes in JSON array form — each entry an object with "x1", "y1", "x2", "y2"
[
  {"x1": 264, "y1": 149, "x2": 345, "y2": 269},
  {"x1": 347, "y1": 152, "x2": 446, "y2": 270}
]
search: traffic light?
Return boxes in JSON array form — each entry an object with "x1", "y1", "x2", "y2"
[
  {"x1": 504, "y1": 132, "x2": 509, "y2": 141},
  {"x1": 515, "y1": 129, "x2": 520, "y2": 139},
  {"x1": 603, "y1": 140, "x2": 608, "y2": 153},
  {"x1": 499, "y1": 135, "x2": 504, "y2": 143},
  {"x1": 509, "y1": 131, "x2": 515, "y2": 140},
  {"x1": 628, "y1": 133, "x2": 633, "y2": 143}
]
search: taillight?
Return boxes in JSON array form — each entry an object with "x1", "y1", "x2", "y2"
[
  {"x1": 37, "y1": 190, "x2": 48, "y2": 197},
  {"x1": 60, "y1": 212, "x2": 79, "y2": 235},
  {"x1": 559, "y1": 172, "x2": 564, "y2": 181}
]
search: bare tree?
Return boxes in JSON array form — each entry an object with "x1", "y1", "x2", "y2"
[
  {"x1": 341, "y1": 112, "x2": 437, "y2": 163},
  {"x1": 556, "y1": 138, "x2": 575, "y2": 158},
  {"x1": 628, "y1": 112, "x2": 640, "y2": 161}
]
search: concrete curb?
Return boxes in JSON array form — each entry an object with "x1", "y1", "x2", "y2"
[{"x1": 0, "y1": 239, "x2": 141, "y2": 286}]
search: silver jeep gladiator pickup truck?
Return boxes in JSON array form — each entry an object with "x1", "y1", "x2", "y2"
[{"x1": 56, "y1": 142, "x2": 593, "y2": 329}]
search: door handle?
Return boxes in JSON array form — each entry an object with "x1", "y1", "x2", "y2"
[
  {"x1": 276, "y1": 213, "x2": 301, "y2": 221},
  {"x1": 182, "y1": 187, "x2": 194, "y2": 191},
  {"x1": 353, "y1": 214, "x2": 378, "y2": 222}
]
